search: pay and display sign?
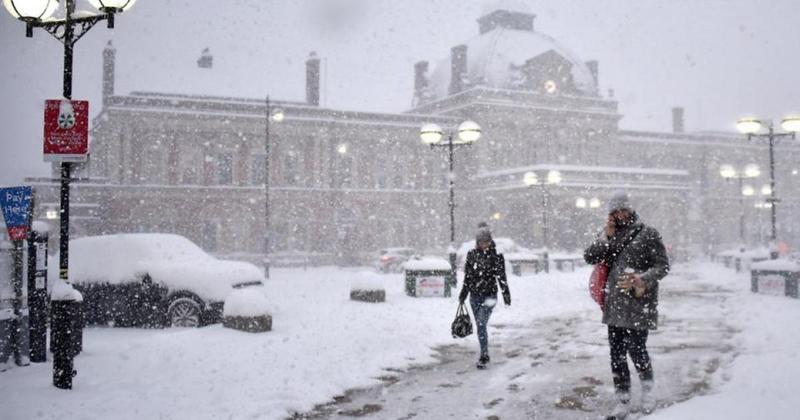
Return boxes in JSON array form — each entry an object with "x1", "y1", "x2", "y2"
[
  {"x1": 43, "y1": 99, "x2": 89, "y2": 162},
  {"x1": 0, "y1": 186, "x2": 33, "y2": 241}
]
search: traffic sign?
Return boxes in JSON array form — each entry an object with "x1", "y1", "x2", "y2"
[
  {"x1": 0, "y1": 186, "x2": 33, "y2": 241},
  {"x1": 43, "y1": 99, "x2": 89, "y2": 162}
]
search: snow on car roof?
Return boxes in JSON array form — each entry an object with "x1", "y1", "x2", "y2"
[{"x1": 67, "y1": 233, "x2": 264, "y2": 301}]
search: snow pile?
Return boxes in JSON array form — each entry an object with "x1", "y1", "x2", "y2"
[
  {"x1": 50, "y1": 279, "x2": 83, "y2": 302},
  {"x1": 223, "y1": 287, "x2": 271, "y2": 317},
  {"x1": 64, "y1": 233, "x2": 264, "y2": 301},
  {"x1": 403, "y1": 256, "x2": 451, "y2": 271},
  {"x1": 349, "y1": 271, "x2": 384, "y2": 291},
  {"x1": 31, "y1": 220, "x2": 49, "y2": 233}
]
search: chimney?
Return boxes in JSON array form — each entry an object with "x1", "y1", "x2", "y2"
[
  {"x1": 672, "y1": 107, "x2": 685, "y2": 133},
  {"x1": 585, "y1": 60, "x2": 598, "y2": 87},
  {"x1": 413, "y1": 60, "x2": 429, "y2": 105},
  {"x1": 102, "y1": 41, "x2": 116, "y2": 105},
  {"x1": 306, "y1": 51, "x2": 321, "y2": 106},
  {"x1": 449, "y1": 44, "x2": 467, "y2": 96},
  {"x1": 197, "y1": 47, "x2": 213, "y2": 69}
]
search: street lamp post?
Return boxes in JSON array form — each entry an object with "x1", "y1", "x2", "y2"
[
  {"x1": 419, "y1": 120, "x2": 481, "y2": 282},
  {"x1": 263, "y1": 96, "x2": 283, "y2": 279},
  {"x1": 523, "y1": 170, "x2": 562, "y2": 273},
  {"x1": 523, "y1": 170, "x2": 562, "y2": 247},
  {"x1": 736, "y1": 116, "x2": 800, "y2": 257},
  {"x1": 719, "y1": 163, "x2": 760, "y2": 244},
  {"x1": 4, "y1": 0, "x2": 137, "y2": 389},
  {"x1": 574, "y1": 196, "x2": 600, "y2": 248}
]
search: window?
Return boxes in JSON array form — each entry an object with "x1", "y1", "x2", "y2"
[
  {"x1": 284, "y1": 151, "x2": 299, "y2": 186},
  {"x1": 251, "y1": 154, "x2": 266, "y2": 185},
  {"x1": 217, "y1": 152, "x2": 233, "y2": 185}
]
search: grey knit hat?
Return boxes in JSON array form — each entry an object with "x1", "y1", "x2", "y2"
[
  {"x1": 476, "y1": 222, "x2": 492, "y2": 242},
  {"x1": 607, "y1": 191, "x2": 631, "y2": 213}
]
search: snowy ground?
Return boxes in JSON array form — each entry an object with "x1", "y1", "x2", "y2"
[{"x1": 1, "y1": 262, "x2": 798, "y2": 420}]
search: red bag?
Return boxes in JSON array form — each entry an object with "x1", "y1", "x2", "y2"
[{"x1": 589, "y1": 262, "x2": 609, "y2": 311}]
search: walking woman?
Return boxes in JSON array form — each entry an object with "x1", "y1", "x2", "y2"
[{"x1": 459, "y1": 222, "x2": 511, "y2": 369}]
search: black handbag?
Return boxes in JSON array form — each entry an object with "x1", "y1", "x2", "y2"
[{"x1": 451, "y1": 302, "x2": 473, "y2": 338}]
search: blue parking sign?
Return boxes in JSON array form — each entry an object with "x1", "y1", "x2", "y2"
[{"x1": 0, "y1": 186, "x2": 33, "y2": 241}]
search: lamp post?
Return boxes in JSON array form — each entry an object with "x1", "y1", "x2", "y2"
[
  {"x1": 574, "y1": 196, "x2": 600, "y2": 247},
  {"x1": 4, "y1": 0, "x2": 137, "y2": 389},
  {"x1": 263, "y1": 96, "x2": 283, "y2": 279},
  {"x1": 419, "y1": 120, "x2": 481, "y2": 281},
  {"x1": 719, "y1": 163, "x2": 760, "y2": 244},
  {"x1": 524, "y1": 170, "x2": 561, "y2": 273},
  {"x1": 736, "y1": 116, "x2": 800, "y2": 257},
  {"x1": 523, "y1": 170, "x2": 562, "y2": 248}
]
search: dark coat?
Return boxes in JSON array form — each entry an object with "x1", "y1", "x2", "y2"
[
  {"x1": 459, "y1": 241, "x2": 511, "y2": 304},
  {"x1": 584, "y1": 213, "x2": 670, "y2": 330}
]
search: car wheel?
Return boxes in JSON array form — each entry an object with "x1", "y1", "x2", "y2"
[{"x1": 167, "y1": 297, "x2": 202, "y2": 328}]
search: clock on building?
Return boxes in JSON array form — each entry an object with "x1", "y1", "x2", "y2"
[{"x1": 544, "y1": 79, "x2": 558, "y2": 94}]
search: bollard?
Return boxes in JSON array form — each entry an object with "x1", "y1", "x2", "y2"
[
  {"x1": 50, "y1": 281, "x2": 82, "y2": 390},
  {"x1": 51, "y1": 299, "x2": 79, "y2": 389}
]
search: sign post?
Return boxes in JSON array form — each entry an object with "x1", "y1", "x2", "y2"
[{"x1": 0, "y1": 186, "x2": 33, "y2": 366}]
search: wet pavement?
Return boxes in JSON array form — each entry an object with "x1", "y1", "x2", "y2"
[{"x1": 291, "y1": 266, "x2": 740, "y2": 420}]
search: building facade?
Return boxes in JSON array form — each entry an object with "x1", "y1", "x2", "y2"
[{"x1": 26, "y1": 6, "x2": 800, "y2": 264}]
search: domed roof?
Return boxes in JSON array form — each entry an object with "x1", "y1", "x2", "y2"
[{"x1": 428, "y1": 10, "x2": 598, "y2": 99}]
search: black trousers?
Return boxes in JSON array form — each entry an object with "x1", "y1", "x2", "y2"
[{"x1": 608, "y1": 325, "x2": 653, "y2": 392}]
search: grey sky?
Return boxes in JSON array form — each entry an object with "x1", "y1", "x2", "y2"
[{"x1": 1, "y1": 0, "x2": 798, "y2": 186}]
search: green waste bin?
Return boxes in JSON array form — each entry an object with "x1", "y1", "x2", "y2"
[{"x1": 403, "y1": 257, "x2": 453, "y2": 297}]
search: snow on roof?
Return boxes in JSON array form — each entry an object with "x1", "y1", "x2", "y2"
[
  {"x1": 67, "y1": 233, "x2": 264, "y2": 301},
  {"x1": 751, "y1": 259, "x2": 800, "y2": 272},
  {"x1": 481, "y1": 1, "x2": 533, "y2": 15},
  {"x1": 428, "y1": 27, "x2": 597, "y2": 99},
  {"x1": 477, "y1": 163, "x2": 689, "y2": 179},
  {"x1": 404, "y1": 257, "x2": 451, "y2": 271}
]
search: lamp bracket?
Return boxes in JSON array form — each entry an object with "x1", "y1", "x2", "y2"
[{"x1": 33, "y1": 14, "x2": 110, "y2": 46}]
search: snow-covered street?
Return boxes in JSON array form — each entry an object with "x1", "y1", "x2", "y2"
[{"x1": 2, "y1": 261, "x2": 798, "y2": 420}]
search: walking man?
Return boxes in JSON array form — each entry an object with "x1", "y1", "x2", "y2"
[{"x1": 584, "y1": 192, "x2": 670, "y2": 419}]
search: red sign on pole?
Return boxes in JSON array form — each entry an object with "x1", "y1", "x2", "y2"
[{"x1": 43, "y1": 99, "x2": 89, "y2": 162}]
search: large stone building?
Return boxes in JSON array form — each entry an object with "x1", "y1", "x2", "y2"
[{"x1": 26, "y1": 6, "x2": 800, "y2": 264}]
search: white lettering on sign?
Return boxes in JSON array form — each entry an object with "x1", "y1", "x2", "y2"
[
  {"x1": 416, "y1": 276, "x2": 445, "y2": 297},
  {"x1": 757, "y1": 274, "x2": 785, "y2": 296}
]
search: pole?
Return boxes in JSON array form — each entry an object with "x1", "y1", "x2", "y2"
[
  {"x1": 264, "y1": 96, "x2": 271, "y2": 279},
  {"x1": 52, "y1": 0, "x2": 79, "y2": 389},
  {"x1": 541, "y1": 184, "x2": 549, "y2": 273},
  {"x1": 447, "y1": 133, "x2": 457, "y2": 282},
  {"x1": 10, "y1": 240, "x2": 25, "y2": 366},
  {"x1": 738, "y1": 176, "x2": 745, "y2": 244},
  {"x1": 768, "y1": 126, "x2": 777, "y2": 244}
]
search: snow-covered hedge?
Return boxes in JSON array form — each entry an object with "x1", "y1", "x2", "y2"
[
  {"x1": 223, "y1": 288, "x2": 272, "y2": 333},
  {"x1": 349, "y1": 272, "x2": 385, "y2": 303}
]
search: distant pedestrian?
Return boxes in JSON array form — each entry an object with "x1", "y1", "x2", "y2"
[
  {"x1": 459, "y1": 222, "x2": 511, "y2": 369},
  {"x1": 583, "y1": 192, "x2": 670, "y2": 419}
]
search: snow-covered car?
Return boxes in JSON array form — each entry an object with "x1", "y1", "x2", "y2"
[
  {"x1": 66, "y1": 233, "x2": 265, "y2": 328},
  {"x1": 374, "y1": 247, "x2": 417, "y2": 273}
]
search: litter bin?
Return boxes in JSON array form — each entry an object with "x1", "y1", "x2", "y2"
[
  {"x1": 750, "y1": 259, "x2": 800, "y2": 298},
  {"x1": 506, "y1": 255, "x2": 541, "y2": 276},
  {"x1": 403, "y1": 257, "x2": 452, "y2": 297}
]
